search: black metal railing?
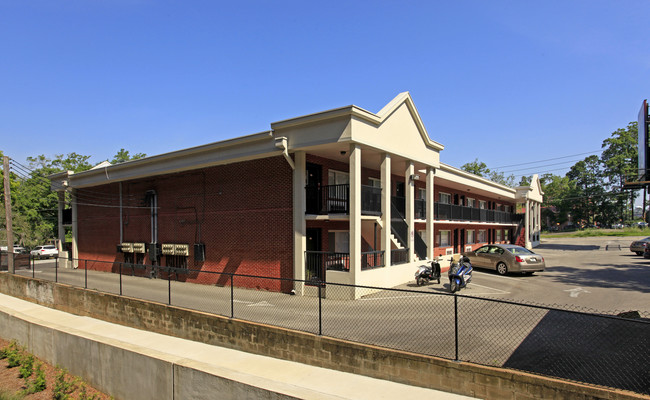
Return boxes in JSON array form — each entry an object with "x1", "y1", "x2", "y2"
[
  {"x1": 391, "y1": 248, "x2": 408, "y2": 265},
  {"x1": 305, "y1": 250, "x2": 385, "y2": 275},
  {"x1": 8, "y1": 258, "x2": 650, "y2": 395},
  {"x1": 434, "y1": 203, "x2": 515, "y2": 223},
  {"x1": 390, "y1": 202, "x2": 408, "y2": 248},
  {"x1": 305, "y1": 184, "x2": 381, "y2": 215},
  {"x1": 414, "y1": 199, "x2": 426, "y2": 219},
  {"x1": 305, "y1": 251, "x2": 350, "y2": 278},
  {"x1": 361, "y1": 250, "x2": 384, "y2": 270}
]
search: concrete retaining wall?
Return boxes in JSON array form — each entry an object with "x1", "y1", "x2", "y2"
[{"x1": 0, "y1": 273, "x2": 644, "y2": 400}]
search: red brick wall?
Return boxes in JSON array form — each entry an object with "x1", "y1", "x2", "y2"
[
  {"x1": 77, "y1": 156, "x2": 294, "y2": 292},
  {"x1": 418, "y1": 222, "x2": 515, "y2": 257}
]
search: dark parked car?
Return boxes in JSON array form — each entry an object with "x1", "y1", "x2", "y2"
[
  {"x1": 630, "y1": 237, "x2": 650, "y2": 255},
  {"x1": 463, "y1": 244, "x2": 545, "y2": 275}
]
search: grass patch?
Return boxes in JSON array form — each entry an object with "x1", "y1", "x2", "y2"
[{"x1": 543, "y1": 228, "x2": 650, "y2": 238}]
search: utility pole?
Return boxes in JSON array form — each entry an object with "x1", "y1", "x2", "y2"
[{"x1": 3, "y1": 156, "x2": 14, "y2": 273}]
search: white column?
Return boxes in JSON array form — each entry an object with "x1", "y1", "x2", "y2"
[
  {"x1": 525, "y1": 198, "x2": 531, "y2": 249},
  {"x1": 381, "y1": 153, "x2": 391, "y2": 268},
  {"x1": 71, "y1": 189, "x2": 79, "y2": 268},
  {"x1": 293, "y1": 151, "x2": 307, "y2": 294},
  {"x1": 426, "y1": 167, "x2": 435, "y2": 260},
  {"x1": 57, "y1": 192, "x2": 65, "y2": 251},
  {"x1": 405, "y1": 162, "x2": 415, "y2": 262},
  {"x1": 349, "y1": 144, "x2": 362, "y2": 286}
]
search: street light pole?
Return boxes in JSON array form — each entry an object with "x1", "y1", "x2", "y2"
[{"x1": 3, "y1": 156, "x2": 14, "y2": 273}]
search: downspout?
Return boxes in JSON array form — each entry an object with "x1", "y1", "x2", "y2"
[
  {"x1": 274, "y1": 136, "x2": 295, "y2": 170},
  {"x1": 147, "y1": 190, "x2": 158, "y2": 244},
  {"x1": 119, "y1": 182, "x2": 123, "y2": 243}
]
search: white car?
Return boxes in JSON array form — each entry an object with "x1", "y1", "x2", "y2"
[{"x1": 30, "y1": 245, "x2": 59, "y2": 259}]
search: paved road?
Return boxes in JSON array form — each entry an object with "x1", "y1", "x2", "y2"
[{"x1": 397, "y1": 236, "x2": 650, "y2": 314}]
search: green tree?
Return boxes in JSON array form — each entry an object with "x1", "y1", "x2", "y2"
[
  {"x1": 601, "y1": 122, "x2": 638, "y2": 222},
  {"x1": 9, "y1": 153, "x2": 94, "y2": 247},
  {"x1": 461, "y1": 158, "x2": 516, "y2": 187},
  {"x1": 111, "y1": 148, "x2": 146, "y2": 164}
]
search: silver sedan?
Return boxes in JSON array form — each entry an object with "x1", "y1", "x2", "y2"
[{"x1": 463, "y1": 244, "x2": 545, "y2": 275}]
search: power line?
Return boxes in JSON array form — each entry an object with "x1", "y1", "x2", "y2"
[
  {"x1": 499, "y1": 158, "x2": 589, "y2": 175},
  {"x1": 492, "y1": 150, "x2": 604, "y2": 170}
]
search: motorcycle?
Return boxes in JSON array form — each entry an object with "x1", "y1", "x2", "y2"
[
  {"x1": 415, "y1": 258, "x2": 441, "y2": 286},
  {"x1": 448, "y1": 256, "x2": 473, "y2": 293}
]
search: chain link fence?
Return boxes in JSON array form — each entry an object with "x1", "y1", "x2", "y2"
[{"x1": 2, "y1": 253, "x2": 649, "y2": 395}]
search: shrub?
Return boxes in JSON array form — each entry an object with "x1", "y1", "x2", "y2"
[
  {"x1": 5, "y1": 342, "x2": 23, "y2": 368},
  {"x1": 53, "y1": 367, "x2": 78, "y2": 400},
  {"x1": 18, "y1": 354, "x2": 34, "y2": 379},
  {"x1": 22, "y1": 361, "x2": 46, "y2": 395}
]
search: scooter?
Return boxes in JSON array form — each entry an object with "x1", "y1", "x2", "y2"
[
  {"x1": 415, "y1": 258, "x2": 441, "y2": 286},
  {"x1": 448, "y1": 256, "x2": 473, "y2": 293}
]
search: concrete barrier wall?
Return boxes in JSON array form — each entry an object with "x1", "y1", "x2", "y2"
[{"x1": 0, "y1": 273, "x2": 642, "y2": 400}]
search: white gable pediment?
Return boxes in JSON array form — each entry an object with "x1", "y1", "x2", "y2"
[{"x1": 351, "y1": 92, "x2": 443, "y2": 168}]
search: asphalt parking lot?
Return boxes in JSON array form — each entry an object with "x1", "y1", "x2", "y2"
[{"x1": 402, "y1": 235, "x2": 650, "y2": 314}]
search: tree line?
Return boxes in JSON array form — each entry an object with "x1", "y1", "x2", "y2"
[
  {"x1": 461, "y1": 122, "x2": 640, "y2": 230},
  {"x1": 1, "y1": 149, "x2": 145, "y2": 248}
]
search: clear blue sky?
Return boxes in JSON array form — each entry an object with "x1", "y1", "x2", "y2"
[{"x1": 1, "y1": 0, "x2": 648, "y2": 181}]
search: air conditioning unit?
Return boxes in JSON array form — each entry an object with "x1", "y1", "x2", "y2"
[
  {"x1": 120, "y1": 243, "x2": 134, "y2": 253},
  {"x1": 161, "y1": 243, "x2": 175, "y2": 256},
  {"x1": 132, "y1": 243, "x2": 146, "y2": 254},
  {"x1": 465, "y1": 246, "x2": 472, "y2": 252},
  {"x1": 445, "y1": 248, "x2": 453, "y2": 255},
  {"x1": 174, "y1": 244, "x2": 189, "y2": 257}
]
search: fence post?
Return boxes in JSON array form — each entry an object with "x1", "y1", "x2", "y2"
[
  {"x1": 31, "y1": 255, "x2": 34, "y2": 279},
  {"x1": 84, "y1": 260, "x2": 88, "y2": 289},
  {"x1": 230, "y1": 274, "x2": 234, "y2": 318},
  {"x1": 119, "y1": 263, "x2": 123, "y2": 296},
  {"x1": 454, "y1": 294, "x2": 459, "y2": 361},
  {"x1": 318, "y1": 281, "x2": 323, "y2": 336},
  {"x1": 55, "y1": 256, "x2": 58, "y2": 283},
  {"x1": 168, "y1": 270, "x2": 171, "y2": 305}
]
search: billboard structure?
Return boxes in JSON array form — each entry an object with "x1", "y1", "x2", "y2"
[{"x1": 638, "y1": 99, "x2": 649, "y2": 181}]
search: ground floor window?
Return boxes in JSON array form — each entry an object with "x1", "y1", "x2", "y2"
[
  {"x1": 467, "y1": 230, "x2": 475, "y2": 244},
  {"x1": 439, "y1": 230, "x2": 450, "y2": 247},
  {"x1": 496, "y1": 229, "x2": 502, "y2": 242},
  {"x1": 477, "y1": 230, "x2": 486, "y2": 243},
  {"x1": 504, "y1": 229, "x2": 509, "y2": 242}
]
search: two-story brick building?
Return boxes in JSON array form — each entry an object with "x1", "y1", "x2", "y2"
[{"x1": 50, "y1": 92, "x2": 543, "y2": 299}]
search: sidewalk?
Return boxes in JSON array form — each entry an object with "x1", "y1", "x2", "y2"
[{"x1": 0, "y1": 293, "x2": 476, "y2": 400}]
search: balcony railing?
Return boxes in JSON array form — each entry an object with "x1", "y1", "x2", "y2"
[
  {"x1": 396, "y1": 197, "x2": 515, "y2": 224},
  {"x1": 306, "y1": 185, "x2": 381, "y2": 215},
  {"x1": 361, "y1": 251, "x2": 385, "y2": 270},
  {"x1": 305, "y1": 250, "x2": 385, "y2": 278},
  {"x1": 391, "y1": 248, "x2": 409, "y2": 265}
]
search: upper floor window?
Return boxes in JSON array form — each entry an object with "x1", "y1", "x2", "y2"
[
  {"x1": 479, "y1": 200, "x2": 486, "y2": 209},
  {"x1": 467, "y1": 198, "x2": 476, "y2": 208},
  {"x1": 369, "y1": 178, "x2": 381, "y2": 188},
  {"x1": 418, "y1": 188, "x2": 426, "y2": 201},
  {"x1": 439, "y1": 192, "x2": 451, "y2": 204}
]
